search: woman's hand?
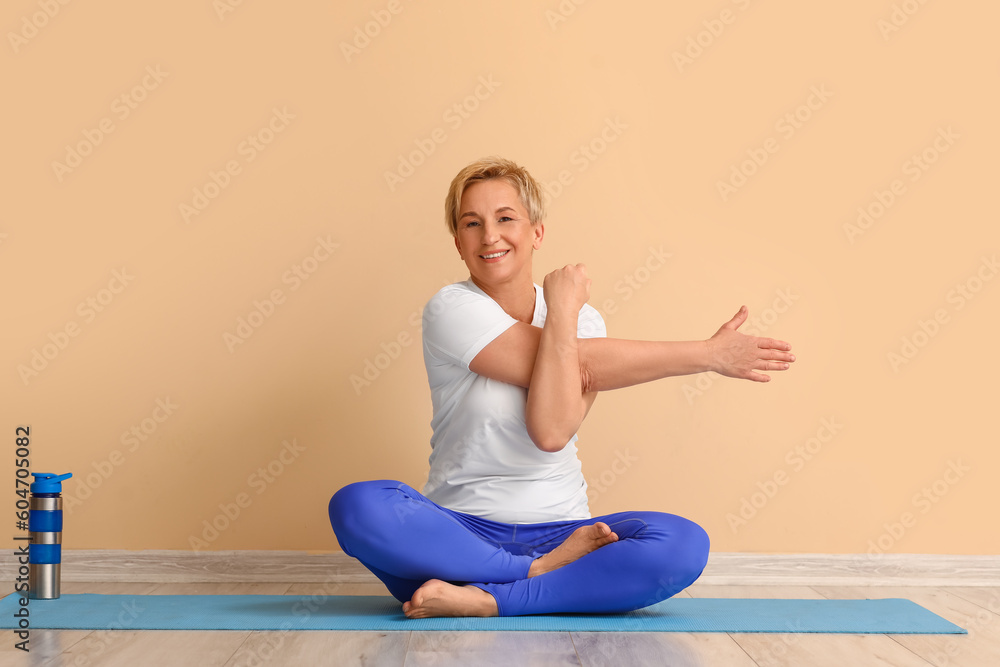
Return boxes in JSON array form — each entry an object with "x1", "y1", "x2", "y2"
[
  {"x1": 706, "y1": 306, "x2": 796, "y2": 382},
  {"x1": 543, "y1": 264, "x2": 591, "y2": 316}
]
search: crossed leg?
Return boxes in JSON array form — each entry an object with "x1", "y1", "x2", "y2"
[
  {"x1": 403, "y1": 521, "x2": 620, "y2": 618},
  {"x1": 329, "y1": 480, "x2": 709, "y2": 618}
]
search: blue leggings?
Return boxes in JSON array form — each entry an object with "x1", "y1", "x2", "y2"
[{"x1": 328, "y1": 480, "x2": 710, "y2": 616}]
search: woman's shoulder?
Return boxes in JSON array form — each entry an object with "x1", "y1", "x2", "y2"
[
  {"x1": 422, "y1": 280, "x2": 495, "y2": 321},
  {"x1": 426, "y1": 279, "x2": 477, "y2": 306}
]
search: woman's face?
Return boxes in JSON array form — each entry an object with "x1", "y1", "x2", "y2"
[{"x1": 454, "y1": 179, "x2": 544, "y2": 289}]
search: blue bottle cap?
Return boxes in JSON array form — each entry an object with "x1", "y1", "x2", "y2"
[{"x1": 30, "y1": 472, "x2": 73, "y2": 494}]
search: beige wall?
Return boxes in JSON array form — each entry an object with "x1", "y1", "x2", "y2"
[{"x1": 4, "y1": 1, "x2": 998, "y2": 555}]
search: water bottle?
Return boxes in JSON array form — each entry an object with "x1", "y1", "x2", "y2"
[{"x1": 28, "y1": 472, "x2": 72, "y2": 600}]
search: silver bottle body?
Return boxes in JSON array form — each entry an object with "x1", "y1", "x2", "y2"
[{"x1": 28, "y1": 495, "x2": 62, "y2": 600}]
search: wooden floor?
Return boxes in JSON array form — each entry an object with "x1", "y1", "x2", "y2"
[{"x1": 3, "y1": 582, "x2": 998, "y2": 666}]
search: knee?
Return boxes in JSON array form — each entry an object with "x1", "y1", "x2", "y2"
[
  {"x1": 328, "y1": 479, "x2": 404, "y2": 538},
  {"x1": 643, "y1": 513, "x2": 711, "y2": 595},
  {"x1": 673, "y1": 517, "x2": 711, "y2": 581}
]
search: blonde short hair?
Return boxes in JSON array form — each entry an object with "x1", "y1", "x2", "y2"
[{"x1": 444, "y1": 156, "x2": 546, "y2": 236}]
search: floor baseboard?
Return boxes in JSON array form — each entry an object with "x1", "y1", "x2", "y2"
[{"x1": 4, "y1": 551, "x2": 998, "y2": 586}]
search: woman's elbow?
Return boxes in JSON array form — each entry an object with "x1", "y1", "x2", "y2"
[
  {"x1": 533, "y1": 437, "x2": 568, "y2": 454},
  {"x1": 526, "y1": 426, "x2": 572, "y2": 453}
]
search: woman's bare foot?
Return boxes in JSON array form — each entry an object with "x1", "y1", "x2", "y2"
[
  {"x1": 527, "y1": 522, "x2": 619, "y2": 578},
  {"x1": 402, "y1": 579, "x2": 499, "y2": 618}
]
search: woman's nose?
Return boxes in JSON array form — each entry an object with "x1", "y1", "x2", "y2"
[{"x1": 481, "y1": 221, "x2": 500, "y2": 245}]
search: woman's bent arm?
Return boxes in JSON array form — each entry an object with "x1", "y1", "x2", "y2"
[{"x1": 523, "y1": 267, "x2": 595, "y2": 452}]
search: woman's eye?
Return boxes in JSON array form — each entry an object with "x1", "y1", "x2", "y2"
[
  {"x1": 465, "y1": 220, "x2": 480, "y2": 228},
  {"x1": 498, "y1": 216, "x2": 513, "y2": 222}
]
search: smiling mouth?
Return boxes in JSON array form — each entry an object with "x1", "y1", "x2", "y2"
[{"x1": 480, "y1": 250, "x2": 509, "y2": 261}]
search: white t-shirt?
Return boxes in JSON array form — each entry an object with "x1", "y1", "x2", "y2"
[{"x1": 420, "y1": 279, "x2": 607, "y2": 524}]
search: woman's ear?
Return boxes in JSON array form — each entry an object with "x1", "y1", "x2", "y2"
[{"x1": 532, "y1": 222, "x2": 545, "y2": 250}]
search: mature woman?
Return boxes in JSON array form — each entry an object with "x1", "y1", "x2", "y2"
[{"x1": 329, "y1": 157, "x2": 795, "y2": 618}]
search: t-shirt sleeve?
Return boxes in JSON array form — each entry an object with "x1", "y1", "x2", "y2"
[
  {"x1": 423, "y1": 284, "x2": 517, "y2": 370},
  {"x1": 577, "y1": 303, "x2": 607, "y2": 340}
]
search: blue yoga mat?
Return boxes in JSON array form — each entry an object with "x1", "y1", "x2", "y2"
[{"x1": 0, "y1": 594, "x2": 964, "y2": 633}]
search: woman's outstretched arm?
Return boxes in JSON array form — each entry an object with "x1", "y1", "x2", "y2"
[
  {"x1": 579, "y1": 304, "x2": 793, "y2": 390},
  {"x1": 468, "y1": 267, "x2": 795, "y2": 452}
]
